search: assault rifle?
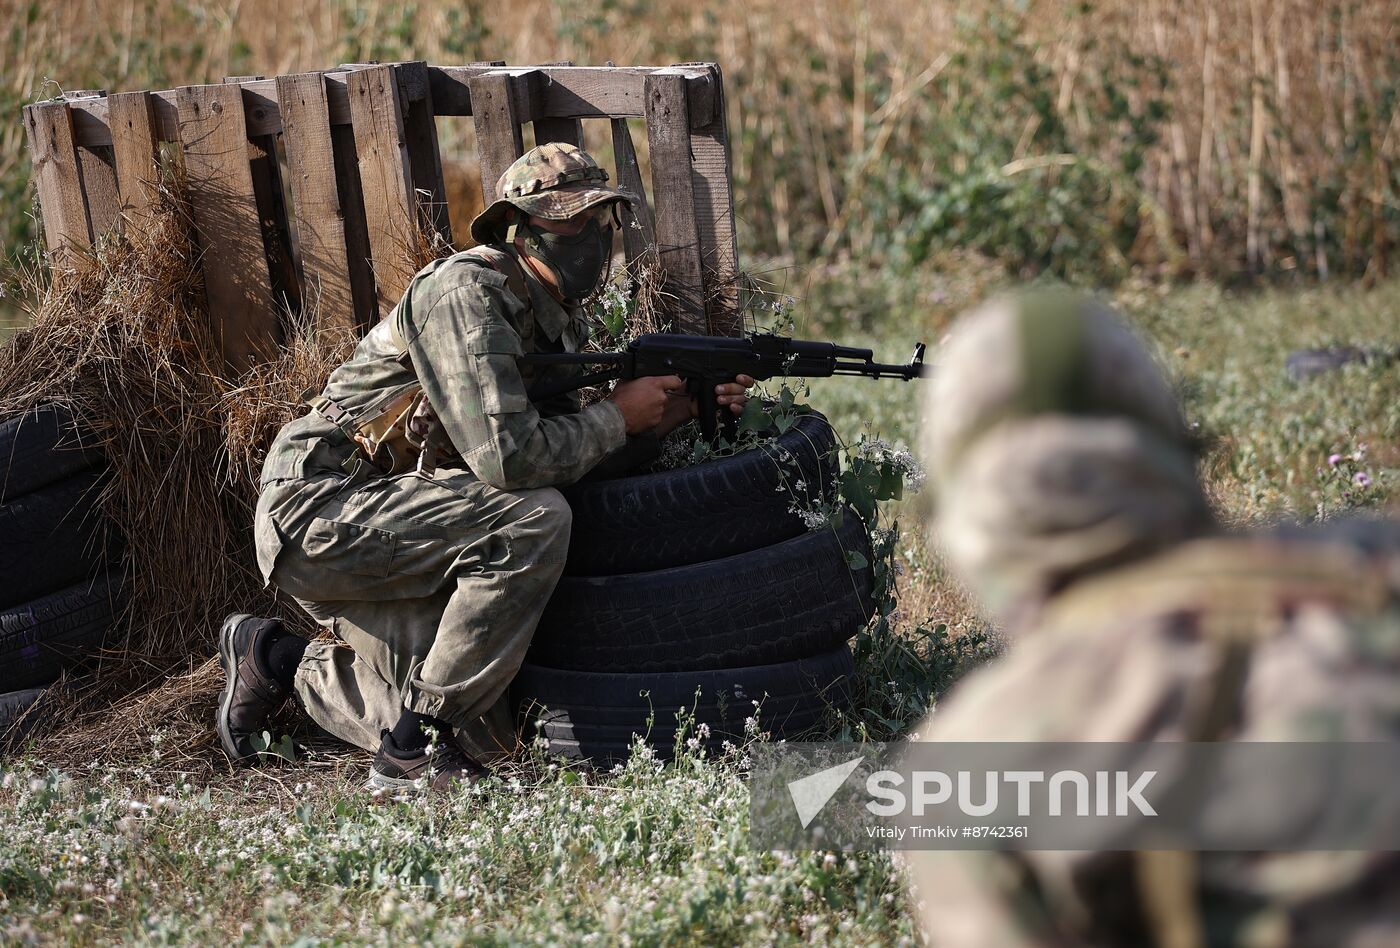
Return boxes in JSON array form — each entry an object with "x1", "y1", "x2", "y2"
[{"x1": 522, "y1": 332, "x2": 929, "y2": 441}]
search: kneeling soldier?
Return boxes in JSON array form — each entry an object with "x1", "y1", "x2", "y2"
[{"x1": 217, "y1": 144, "x2": 752, "y2": 790}]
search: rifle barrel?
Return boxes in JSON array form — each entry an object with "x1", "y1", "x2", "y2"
[{"x1": 830, "y1": 361, "x2": 925, "y2": 379}]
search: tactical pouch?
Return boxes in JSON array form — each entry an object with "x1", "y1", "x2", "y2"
[
  {"x1": 308, "y1": 243, "x2": 532, "y2": 479},
  {"x1": 310, "y1": 387, "x2": 461, "y2": 478}
]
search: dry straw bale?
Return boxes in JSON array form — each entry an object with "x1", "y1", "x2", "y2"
[{"x1": 0, "y1": 180, "x2": 354, "y2": 770}]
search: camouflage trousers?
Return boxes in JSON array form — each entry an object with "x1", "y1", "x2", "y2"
[{"x1": 255, "y1": 467, "x2": 571, "y2": 758}]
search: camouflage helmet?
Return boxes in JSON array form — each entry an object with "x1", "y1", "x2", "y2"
[
  {"x1": 921, "y1": 290, "x2": 1213, "y2": 612},
  {"x1": 923, "y1": 290, "x2": 1193, "y2": 482},
  {"x1": 469, "y1": 142, "x2": 637, "y2": 244}
]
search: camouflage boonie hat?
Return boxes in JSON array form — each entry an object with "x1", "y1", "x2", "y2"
[{"x1": 469, "y1": 142, "x2": 637, "y2": 244}]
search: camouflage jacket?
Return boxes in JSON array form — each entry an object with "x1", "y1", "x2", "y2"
[
  {"x1": 909, "y1": 532, "x2": 1400, "y2": 948},
  {"x1": 254, "y1": 246, "x2": 637, "y2": 578}
]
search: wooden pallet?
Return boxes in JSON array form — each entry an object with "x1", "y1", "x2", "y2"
[{"x1": 23, "y1": 62, "x2": 740, "y2": 370}]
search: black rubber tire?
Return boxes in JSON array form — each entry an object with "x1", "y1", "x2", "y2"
[
  {"x1": 0, "y1": 470, "x2": 121, "y2": 610},
  {"x1": 514, "y1": 646, "x2": 854, "y2": 765},
  {"x1": 0, "y1": 404, "x2": 104, "y2": 503},
  {"x1": 529, "y1": 510, "x2": 874, "y2": 672},
  {"x1": 0, "y1": 573, "x2": 125, "y2": 692},
  {"x1": 0, "y1": 687, "x2": 46, "y2": 744},
  {"x1": 561, "y1": 409, "x2": 838, "y2": 576}
]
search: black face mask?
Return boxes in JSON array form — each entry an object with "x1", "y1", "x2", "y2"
[{"x1": 519, "y1": 217, "x2": 613, "y2": 302}]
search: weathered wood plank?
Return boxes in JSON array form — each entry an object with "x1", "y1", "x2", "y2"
[
  {"x1": 23, "y1": 102, "x2": 92, "y2": 263},
  {"x1": 332, "y1": 122, "x2": 379, "y2": 334},
  {"x1": 531, "y1": 61, "x2": 584, "y2": 147},
  {"x1": 336, "y1": 63, "x2": 431, "y2": 102},
  {"x1": 644, "y1": 73, "x2": 706, "y2": 333},
  {"x1": 276, "y1": 72, "x2": 359, "y2": 336},
  {"x1": 67, "y1": 74, "x2": 349, "y2": 146},
  {"x1": 430, "y1": 65, "x2": 716, "y2": 128},
  {"x1": 62, "y1": 92, "x2": 120, "y2": 238},
  {"x1": 611, "y1": 117, "x2": 656, "y2": 268},
  {"x1": 224, "y1": 76, "x2": 301, "y2": 321},
  {"x1": 396, "y1": 61, "x2": 452, "y2": 246},
  {"x1": 346, "y1": 64, "x2": 418, "y2": 314},
  {"x1": 76, "y1": 143, "x2": 120, "y2": 238},
  {"x1": 64, "y1": 65, "x2": 720, "y2": 147},
  {"x1": 684, "y1": 64, "x2": 740, "y2": 334},
  {"x1": 174, "y1": 83, "x2": 279, "y2": 369},
  {"x1": 468, "y1": 72, "x2": 526, "y2": 207},
  {"x1": 534, "y1": 115, "x2": 583, "y2": 148},
  {"x1": 106, "y1": 91, "x2": 161, "y2": 227}
]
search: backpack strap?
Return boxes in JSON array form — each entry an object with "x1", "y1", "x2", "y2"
[{"x1": 1046, "y1": 539, "x2": 1390, "y2": 948}]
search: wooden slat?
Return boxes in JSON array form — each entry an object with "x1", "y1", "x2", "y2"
[
  {"x1": 224, "y1": 76, "x2": 301, "y2": 321},
  {"x1": 76, "y1": 143, "x2": 120, "y2": 238},
  {"x1": 532, "y1": 61, "x2": 584, "y2": 147},
  {"x1": 644, "y1": 73, "x2": 706, "y2": 333},
  {"x1": 175, "y1": 83, "x2": 279, "y2": 370},
  {"x1": 332, "y1": 121, "x2": 379, "y2": 333},
  {"x1": 430, "y1": 65, "x2": 716, "y2": 127},
  {"x1": 534, "y1": 115, "x2": 583, "y2": 148},
  {"x1": 346, "y1": 64, "x2": 418, "y2": 314},
  {"x1": 396, "y1": 61, "x2": 451, "y2": 245},
  {"x1": 64, "y1": 65, "x2": 721, "y2": 148},
  {"x1": 106, "y1": 91, "x2": 161, "y2": 226},
  {"x1": 67, "y1": 74, "x2": 347, "y2": 146},
  {"x1": 468, "y1": 72, "x2": 526, "y2": 205},
  {"x1": 23, "y1": 102, "x2": 92, "y2": 263},
  {"x1": 276, "y1": 72, "x2": 359, "y2": 335},
  {"x1": 63, "y1": 92, "x2": 120, "y2": 238},
  {"x1": 611, "y1": 118, "x2": 656, "y2": 267},
  {"x1": 328, "y1": 63, "x2": 389, "y2": 329},
  {"x1": 336, "y1": 63, "x2": 431, "y2": 102},
  {"x1": 684, "y1": 64, "x2": 740, "y2": 334}
]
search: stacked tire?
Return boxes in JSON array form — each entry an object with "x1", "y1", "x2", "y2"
[
  {"x1": 0, "y1": 405, "x2": 127, "y2": 737},
  {"x1": 515, "y1": 410, "x2": 875, "y2": 766}
]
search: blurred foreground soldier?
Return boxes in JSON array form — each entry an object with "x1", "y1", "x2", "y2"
[
  {"x1": 215, "y1": 144, "x2": 751, "y2": 790},
  {"x1": 909, "y1": 292, "x2": 1400, "y2": 947}
]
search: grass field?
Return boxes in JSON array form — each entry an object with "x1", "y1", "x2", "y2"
[
  {"x1": 2, "y1": 2, "x2": 1397, "y2": 940},
  {"x1": 3, "y1": 269, "x2": 1397, "y2": 944}
]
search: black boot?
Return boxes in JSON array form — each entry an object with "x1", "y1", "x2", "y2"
[{"x1": 215, "y1": 614, "x2": 303, "y2": 763}]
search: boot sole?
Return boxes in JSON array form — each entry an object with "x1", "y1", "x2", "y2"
[
  {"x1": 215, "y1": 613, "x2": 257, "y2": 764},
  {"x1": 364, "y1": 770, "x2": 426, "y2": 792}
]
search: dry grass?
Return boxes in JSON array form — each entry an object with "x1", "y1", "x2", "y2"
[{"x1": 0, "y1": 177, "x2": 353, "y2": 771}]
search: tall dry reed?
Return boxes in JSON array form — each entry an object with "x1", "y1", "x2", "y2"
[{"x1": 3, "y1": 1, "x2": 1397, "y2": 280}]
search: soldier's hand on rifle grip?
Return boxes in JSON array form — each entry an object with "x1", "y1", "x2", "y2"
[
  {"x1": 609, "y1": 375, "x2": 685, "y2": 436},
  {"x1": 716, "y1": 374, "x2": 756, "y2": 415}
]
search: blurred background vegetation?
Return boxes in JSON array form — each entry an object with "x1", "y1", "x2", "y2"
[
  {"x1": 2, "y1": 0, "x2": 1397, "y2": 522},
  {"x1": 2, "y1": 0, "x2": 1398, "y2": 286}
]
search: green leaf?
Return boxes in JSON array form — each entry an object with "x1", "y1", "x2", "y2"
[
  {"x1": 737, "y1": 396, "x2": 771, "y2": 436},
  {"x1": 876, "y1": 464, "x2": 905, "y2": 501},
  {"x1": 839, "y1": 468, "x2": 878, "y2": 522},
  {"x1": 252, "y1": 730, "x2": 298, "y2": 764},
  {"x1": 845, "y1": 550, "x2": 869, "y2": 570}
]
